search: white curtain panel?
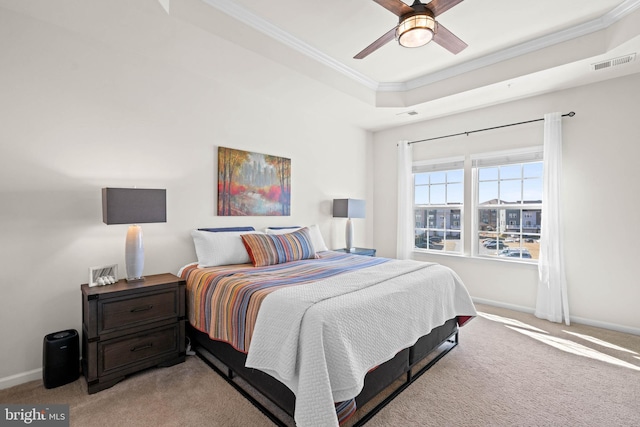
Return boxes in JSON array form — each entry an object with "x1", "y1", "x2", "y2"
[
  {"x1": 535, "y1": 112, "x2": 570, "y2": 325},
  {"x1": 396, "y1": 141, "x2": 413, "y2": 259}
]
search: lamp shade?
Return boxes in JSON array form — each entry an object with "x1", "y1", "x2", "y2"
[
  {"x1": 332, "y1": 199, "x2": 365, "y2": 219},
  {"x1": 102, "y1": 188, "x2": 166, "y2": 225}
]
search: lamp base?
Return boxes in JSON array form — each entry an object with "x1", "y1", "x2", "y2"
[
  {"x1": 125, "y1": 225, "x2": 145, "y2": 281},
  {"x1": 345, "y1": 218, "x2": 354, "y2": 252},
  {"x1": 125, "y1": 277, "x2": 145, "y2": 283}
]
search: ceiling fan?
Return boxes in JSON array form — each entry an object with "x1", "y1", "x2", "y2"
[{"x1": 354, "y1": 0, "x2": 467, "y2": 59}]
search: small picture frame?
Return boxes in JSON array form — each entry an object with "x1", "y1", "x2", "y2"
[{"x1": 89, "y1": 264, "x2": 118, "y2": 287}]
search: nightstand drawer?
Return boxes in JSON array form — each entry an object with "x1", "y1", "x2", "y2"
[
  {"x1": 100, "y1": 289, "x2": 178, "y2": 333},
  {"x1": 100, "y1": 324, "x2": 179, "y2": 375}
]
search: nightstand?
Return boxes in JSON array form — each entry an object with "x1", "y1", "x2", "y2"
[
  {"x1": 333, "y1": 247, "x2": 377, "y2": 257},
  {"x1": 81, "y1": 273, "x2": 186, "y2": 394}
]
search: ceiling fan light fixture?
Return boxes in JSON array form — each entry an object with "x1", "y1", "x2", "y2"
[{"x1": 397, "y1": 14, "x2": 435, "y2": 48}]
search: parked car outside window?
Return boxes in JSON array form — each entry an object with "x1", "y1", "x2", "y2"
[
  {"x1": 498, "y1": 248, "x2": 532, "y2": 258},
  {"x1": 485, "y1": 241, "x2": 508, "y2": 249}
]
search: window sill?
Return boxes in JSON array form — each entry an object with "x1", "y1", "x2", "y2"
[
  {"x1": 413, "y1": 248, "x2": 466, "y2": 258},
  {"x1": 412, "y1": 249, "x2": 538, "y2": 267},
  {"x1": 473, "y1": 254, "x2": 538, "y2": 266}
]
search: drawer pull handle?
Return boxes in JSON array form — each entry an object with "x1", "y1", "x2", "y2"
[
  {"x1": 130, "y1": 304, "x2": 153, "y2": 313},
  {"x1": 130, "y1": 343, "x2": 153, "y2": 352}
]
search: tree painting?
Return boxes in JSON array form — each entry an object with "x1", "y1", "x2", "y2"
[{"x1": 217, "y1": 146, "x2": 291, "y2": 216}]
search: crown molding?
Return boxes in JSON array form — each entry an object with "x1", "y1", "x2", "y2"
[
  {"x1": 606, "y1": 0, "x2": 640, "y2": 23},
  {"x1": 200, "y1": 0, "x2": 380, "y2": 90},
  {"x1": 201, "y1": 0, "x2": 640, "y2": 94},
  {"x1": 400, "y1": 19, "x2": 601, "y2": 92},
  {"x1": 399, "y1": 0, "x2": 640, "y2": 92},
  {"x1": 157, "y1": 0, "x2": 170, "y2": 14}
]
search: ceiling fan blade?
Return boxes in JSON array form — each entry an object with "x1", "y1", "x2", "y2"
[
  {"x1": 354, "y1": 27, "x2": 397, "y2": 59},
  {"x1": 428, "y1": 0, "x2": 464, "y2": 17},
  {"x1": 372, "y1": 0, "x2": 413, "y2": 17},
  {"x1": 433, "y1": 22, "x2": 467, "y2": 54}
]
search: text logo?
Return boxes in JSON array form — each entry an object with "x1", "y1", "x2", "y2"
[{"x1": 1, "y1": 405, "x2": 69, "y2": 427}]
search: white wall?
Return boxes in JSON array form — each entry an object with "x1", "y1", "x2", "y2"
[
  {"x1": 372, "y1": 73, "x2": 640, "y2": 334},
  {"x1": 0, "y1": 5, "x2": 373, "y2": 385}
]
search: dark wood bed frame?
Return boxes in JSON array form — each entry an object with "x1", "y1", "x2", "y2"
[{"x1": 188, "y1": 317, "x2": 460, "y2": 426}]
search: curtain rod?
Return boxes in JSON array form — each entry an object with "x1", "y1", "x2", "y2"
[{"x1": 408, "y1": 111, "x2": 576, "y2": 145}]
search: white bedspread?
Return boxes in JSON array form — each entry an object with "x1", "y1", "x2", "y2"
[{"x1": 245, "y1": 259, "x2": 477, "y2": 427}]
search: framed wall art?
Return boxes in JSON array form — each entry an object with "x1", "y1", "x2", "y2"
[{"x1": 217, "y1": 146, "x2": 291, "y2": 216}]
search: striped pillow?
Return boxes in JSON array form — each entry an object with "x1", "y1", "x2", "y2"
[{"x1": 241, "y1": 227, "x2": 318, "y2": 267}]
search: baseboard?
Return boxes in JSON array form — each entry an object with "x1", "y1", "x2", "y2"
[
  {"x1": 569, "y1": 315, "x2": 640, "y2": 336},
  {"x1": 472, "y1": 297, "x2": 535, "y2": 315},
  {"x1": 473, "y1": 297, "x2": 640, "y2": 336},
  {"x1": 0, "y1": 367, "x2": 42, "y2": 390}
]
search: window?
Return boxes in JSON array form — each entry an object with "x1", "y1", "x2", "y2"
[
  {"x1": 473, "y1": 148, "x2": 543, "y2": 261},
  {"x1": 413, "y1": 158, "x2": 464, "y2": 254},
  {"x1": 411, "y1": 148, "x2": 543, "y2": 262}
]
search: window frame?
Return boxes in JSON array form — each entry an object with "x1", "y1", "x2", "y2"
[
  {"x1": 471, "y1": 147, "x2": 543, "y2": 263},
  {"x1": 412, "y1": 157, "x2": 465, "y2": 255},
  {"x1": 409, "y1": 148, "x2": 544, "y2": 264}
]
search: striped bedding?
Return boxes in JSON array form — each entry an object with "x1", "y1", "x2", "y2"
[{"x1": 180, "y1": 251, "x2": 389, "y2": 352}]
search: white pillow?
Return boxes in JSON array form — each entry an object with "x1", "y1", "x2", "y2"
[
  {"x1": 307, "y1": 224, "x2": 329, "y2": 252},
  {"x1": 264, "y1": 224, "x2": 328, "y2": 252},
  {"x1": 191, "y1": 230, "x2": 261, "y2": 267}
]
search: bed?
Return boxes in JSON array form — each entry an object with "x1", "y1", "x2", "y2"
[{"x1": 180, "y1": 226, "x2": 476, "y2": 427}]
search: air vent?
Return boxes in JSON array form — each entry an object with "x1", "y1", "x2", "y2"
[{"x1": 591, "y1": 53, "x2": 636, "y2": 71}]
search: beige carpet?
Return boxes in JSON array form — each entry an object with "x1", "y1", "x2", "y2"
[{"x1": 2, "y1": 304, "x2": 639, "y2": 427}]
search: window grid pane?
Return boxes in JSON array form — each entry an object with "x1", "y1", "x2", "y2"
[
  {"x1": 475, "y1": 160, "x2": 543, "y2": 262},
  {"x1": 480, "y1": 162, "x2": 543, "y2": 204},
  {"x1": 413, "y1": 168, "x2": 463, "y2": 254}
]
